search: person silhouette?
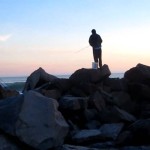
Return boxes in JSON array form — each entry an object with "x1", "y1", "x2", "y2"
[{"x1": 89, "y1": 29, "x2": 103, "y2": 69}]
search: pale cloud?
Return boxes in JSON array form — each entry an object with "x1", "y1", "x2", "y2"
[{"x1": 0, "y1": 34, "x2": 12, "y2": 42}]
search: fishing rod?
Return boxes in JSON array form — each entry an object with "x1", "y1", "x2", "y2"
[{"x1": 74, "y1": 45, "x2": 90, "y2": 53}]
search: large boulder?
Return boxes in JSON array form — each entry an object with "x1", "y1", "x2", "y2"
[
  {"x1": 124, "y1": 63, "x2": 150, "y2": 85},
  {"x1": 23, "y1": 67, "x2": 58, "y2": 92},
  {"x1": 69, "y1": 64, "x2": 111, "y2": 86},
  {"x1": 0, "y1": 95, "x2": 23, "y2": 134},
  {"x1": 0, "y1": 90, "x2": 69, "y2": 149},
  {"x1": 99, "y1": 123, "x2": 124, "y2": 141},
  {"x1": 72, "y1": 123, "x2": 124, "y2": 144},
  {"x1": 15, "y1": 91, "x2": 69, "y2": 149},
  {"x1": 72, "y1": 129, "x2": 102, "y2": 144}
]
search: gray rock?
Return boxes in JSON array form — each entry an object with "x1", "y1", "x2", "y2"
[
  {"x1": 99, "y1": 123, "x2": 124, "y2": 140},
  {"x1": 15, "y1": 91, "x2": 69, "y2": 149},
  {"x1": 72, "y1": 129, "x2": 102, "y2": 144},
  {"x1": 23, "y1": 67, "x2": 58, "y2": 91},
  {"x1": 0, "y1": 95, "x2": 23, "y2": 134},
  {"x1": 69, "y1": 64, "x2": 111, "y2": 85}
]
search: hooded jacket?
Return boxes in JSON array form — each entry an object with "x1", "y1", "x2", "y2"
[{"x1": 89, "y1": 33, "x2": 102, "y2": 48}]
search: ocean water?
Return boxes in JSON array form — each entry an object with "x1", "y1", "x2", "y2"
[{"x1": 0, "y1": 73, "x2": 124, "y2": 92}]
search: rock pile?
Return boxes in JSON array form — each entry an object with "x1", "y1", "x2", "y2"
[{"x1": 0, "y1": 64, "x2": 150, "y2": 150}]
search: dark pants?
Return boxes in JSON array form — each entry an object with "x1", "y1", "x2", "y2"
[{"x1": 93, "y1": 48, "x2": 102, "y2": 68}]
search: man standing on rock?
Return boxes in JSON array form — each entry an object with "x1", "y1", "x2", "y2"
[{"x1": 89, "y1": 29, "x2": 103, "y2": 69}]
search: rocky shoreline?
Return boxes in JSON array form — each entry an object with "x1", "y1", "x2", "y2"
[{"x1": 0, "y1": 63, "x2": 150, "y2": 150}]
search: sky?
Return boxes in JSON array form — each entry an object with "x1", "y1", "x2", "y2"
[{"x1": 0, "y1": 0, "x2": 150, "y2": 76}]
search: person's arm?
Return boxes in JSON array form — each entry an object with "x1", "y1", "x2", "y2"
[{"x1": 89, "y1": 36, "x2": 93, "y2": 46}]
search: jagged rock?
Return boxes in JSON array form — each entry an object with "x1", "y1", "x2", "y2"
[
  {"x1": 89, "y1": 91, "x2": 106, "y2": 112},
  {"x1": 69, "y1": 64, "x2": 111, "y2": 86},
  {"x1": 0, "y1": 95, "x2": 23, "y2": 134},
  {"x1": 59, "y1": 95, "x2": 88, "y2": 111},
  {"x1": 15, "y1": 91, "x2": 69, "y2": 149},
  {"x1": 23, "y1": 67, "x2": 58, "y2": 91},
  {"x1": 124, "y1": 63, "x2": 150, "y2": 85},
  {"x1": 0, "y1": 85, "x2": 19, "y2": 100},
  {"x1": 0, "y1": 91, "x2": 69, "y2": 149},
  {"x1": 99, "y1": 123, "x2": 124, "y2": 140},
  {"x1": 72, "y1": 123, "x2": 123, "y2": 145},
  {"x1": 72, "y1": 129, "x2": 102, "y2": 144}
]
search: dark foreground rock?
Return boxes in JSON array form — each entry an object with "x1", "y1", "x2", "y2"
[
  {"x1": 0, "y1": 63, "x2": 150, "y2": 149},
  {"x1": 0, "y1": 91, "x2": 69, "y2": 149}
]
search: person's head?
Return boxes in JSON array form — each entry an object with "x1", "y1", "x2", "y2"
[{"x1": 91, "y1": 29, "x2": 96, "y2": 34}]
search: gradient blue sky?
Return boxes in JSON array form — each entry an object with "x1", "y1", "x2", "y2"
[{"x1": 0, "y1": 0, "x2": 150, "y2": 76}]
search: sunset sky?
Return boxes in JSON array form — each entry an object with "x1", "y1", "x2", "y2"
[{"x1": 0, "y1": 0, "x2": 150, "y2": 76}]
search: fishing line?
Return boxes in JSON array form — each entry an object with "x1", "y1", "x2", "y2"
[{"x1": 74, "y1": 45, "x2": 90, "y2": 53}]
